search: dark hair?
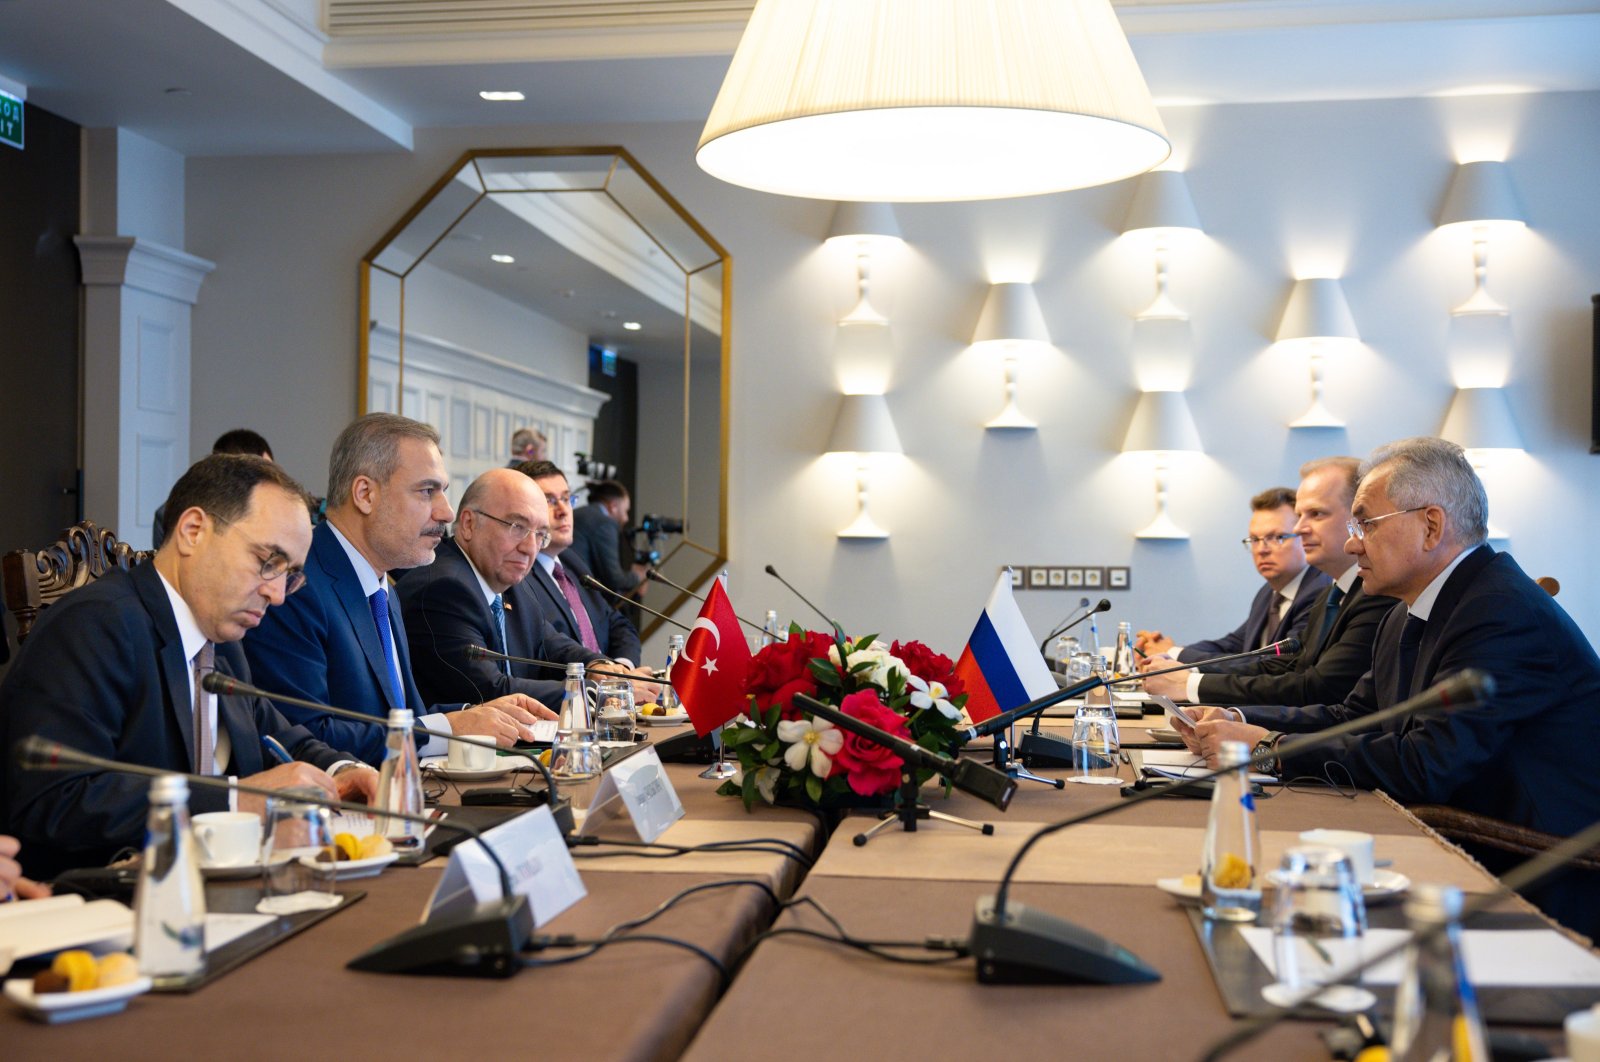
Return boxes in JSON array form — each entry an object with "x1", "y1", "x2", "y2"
[
  {"x1": 327, "y1": 413, "x2": 440, "y2": 508},
  {"x1": 515, "y1": 460, "x2": 566, "y2": 482},
  {"x1": 585, "y1": 479, "x2": 629, "y2": 506},
  {"x1": 212, "y1": 428, "x2": 273, "y2": 459},
  {"x1": 1250, "y1": 486, "x2": 1297, "y2": 512},
  {"x1": 160, "y1": 454, "x2": 310, "y2": 545}
]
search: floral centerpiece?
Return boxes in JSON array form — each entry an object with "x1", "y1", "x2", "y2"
[{"x1": 717, "y1": 629, "x2": 969, "y2": 809}]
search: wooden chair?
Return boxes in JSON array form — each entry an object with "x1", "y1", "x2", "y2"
[
  {"x1": 2, "y1": 521, "x2": 152, "y2": 644},
  {"x1": 1408, "y1": 804, "x2": 1600, "y2": 872}
]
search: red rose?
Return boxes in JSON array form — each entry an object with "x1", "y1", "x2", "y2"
[
  {"x1": 890, "y1": 639, "x2": 965, "y2": 701},
  {"x1": 831, "y1": 689, "x2": 910, "y2": 796},
  {"x1": 747, "y1": 630, "x2": 838, "y2": 719}
]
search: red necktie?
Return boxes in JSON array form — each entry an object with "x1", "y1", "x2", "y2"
[{"x1": 552, "y1": 562, "x2": 600, "y2": 652}]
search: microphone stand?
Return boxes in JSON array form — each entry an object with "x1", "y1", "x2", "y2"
[
  {"x1": 969, "y1": 670, "x2": 1493, "y2": 986},
  {"x1": 793, "y1": 693, "x2": 1017, "y2": 848},
  {"x1": 578, "y1": 572, "x2": 691, "y2": 632},
  {"x1": 202, "y1": 673, "x2": 572, "y2": 835},
  {"x1": 466, "y1": 644, "x2": 678, "y2": 688},
  {"x1": 645, "y1": 569, "x2": 765, "y2": 634},
  {"x1": 18, "y1": 738, "x2": 534, "y2": 979},
  {"x1": 764, "y1": 564, "x2": 846, "y2": 640},
  {"x1": 1037, "y1": 598, "x2": 1110, "y2": 657}
]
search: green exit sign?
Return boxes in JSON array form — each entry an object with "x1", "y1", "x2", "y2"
[{"x1": 0, "y1": 91, "x2": 22, "y2": 150}]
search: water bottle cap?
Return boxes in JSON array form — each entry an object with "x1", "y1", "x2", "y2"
[
  {"x1": 386, "y1": 708, "x2": 414, "y2": 727},
  {"x1": 149, "y1": 773, "x2": 189, "y2": 803},
  {"x1": 566, "y1": 661, "x2": 586, "y2": 677},
  {"x1": 1217, "y1": 740, "x2": 1252, "y2": 769},
  {"x1": 1404, "y1": 883, "x2": 1464, "y2": 924}
]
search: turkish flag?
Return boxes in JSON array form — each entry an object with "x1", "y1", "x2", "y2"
[{"x1": 670, "y1": 579, "x2": 753, "y2": 736}]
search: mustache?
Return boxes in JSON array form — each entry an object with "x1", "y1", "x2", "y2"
[{"x1": 422, "y1": 523, "x2": 449, "y2": 538}]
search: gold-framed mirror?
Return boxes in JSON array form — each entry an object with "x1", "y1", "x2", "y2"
[{"x1": 358, "y1": 147, "x2": 730, "y2": 639}]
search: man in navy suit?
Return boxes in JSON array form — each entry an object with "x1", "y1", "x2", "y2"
[
  {"x1": 569, "y1": 479, "x2": 649, "y2": 600},
  {"x1": 1143, "y1": 457, "x2": 1395, "y2": 706},
  {"x1": 1188, "y1": 437, "x2": 1600, "y2": 934},
  {"x1": 243, "y1": 414, "x2": 553, "y2": 766},
  {"x1": 398, "y1": 468, "x2": 608, "y2": 706},
  {"x1": 518, "y1": 461, "x2": 645, "y2": 667},
  {"x1": 0, "y1": 455, "x2": 378, "y2": 878},
  {"x1": 1138, "y1": 487, "x2": 1329, "y2": 671}
]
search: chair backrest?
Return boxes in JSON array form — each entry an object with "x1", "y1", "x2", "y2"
[
  {"x1": 1536, "y1": 576, "x2": 1560, "y2": 597},
  {"x1": 3, "y1": 521, "x2": 153, "y2": 644}
]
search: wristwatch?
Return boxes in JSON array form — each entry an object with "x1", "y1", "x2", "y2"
[{"x1": 1250, "y1": 731, "x2": 1283, "y2": 775}]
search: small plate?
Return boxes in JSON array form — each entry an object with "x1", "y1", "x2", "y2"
[
  {"x1": 636, "y1": 711, "x2": 689, "y2": 727},
  {"x1": 1156, "y1": 876, "x2": 1202, "y2": 904},
  {"x1": 201, "y1": 861, "x2": 264, "y2": 880},
  {"x1": 1156, "y1": 871, "x2": 1410, "y2": 905},
  {"x1": 297, "y1": 852, "x2": 398, "y2": 880},
  {"x1": 4, "y1": 975, "x2": 152, "y2": 1023},
  {"x1": 1261, "y1": 982, "x2": 1377, "y2": 1013},
  {"x1": 420, "y1": 755, "x2": 534, "y2": 781}
]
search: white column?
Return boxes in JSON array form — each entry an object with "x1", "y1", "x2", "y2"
[{"x1": 76, "y1": 237, "x2": 215, "y2": 550}]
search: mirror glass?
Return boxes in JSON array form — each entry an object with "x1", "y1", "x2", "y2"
[{"x1": 360, "y1": 148, "x2": 729, "y2": 638}]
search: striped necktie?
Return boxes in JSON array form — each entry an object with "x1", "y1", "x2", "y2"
[
  {"x1": 490, "y1": 594, "x2": 512, "y2": 676},
  {"x1": 192, "y1": 641, "x2": 216, "y2": 774}
]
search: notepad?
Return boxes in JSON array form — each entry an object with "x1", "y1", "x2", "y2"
[
  {"x1": 0, "y1": 895, "x2": 133, "y2": 960},
  {"x1": 1241, "y1": 926, "x2": 1600, "y2": 987}
]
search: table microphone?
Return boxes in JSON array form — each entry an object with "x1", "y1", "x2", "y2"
[
  {"x1": 792, "y1": 693, "x2": 1017, "y2": 811},
  {"x1": 764, "y1": 564, "x2": 845, "y2": 638},
  {"x1": 645, "y1": 569, "x2": 765, "y2": 633},
  {"x1": 465, "y1": 644, "x2": 677, "y2": 688},
  {"x1": 577, "y1": 573, "x2": 691, "y2": 632},
  {"x1": 967, "y1": 669, "x2": 1494, "y2": 986},
  {"x1": 200, "y1": 672, "x2": 571, "y2": 833},
  {"x1": 15, "y1": 736, "x2": 534, "y2": 978},
  {"x1": 1038, "y1": 598, "x2": 1110, "y2": 655}
]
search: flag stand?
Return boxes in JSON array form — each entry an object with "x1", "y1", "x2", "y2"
[
  {"x1": 698, "y1": 726, "x2": 738, "y2": 780},
  {"x1": 850, "y1": 764, "x2": 995, "y2": 847}
]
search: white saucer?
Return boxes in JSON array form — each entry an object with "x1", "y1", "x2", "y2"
[
  {"x1": 1156, "y1": 876, "x2": 1202, "y2": 904},
  {"x1": 4, "y1": 975, "x2": 152, "y2": 1023},
  {"x1": 201, "y1": 861, "x2": 263, "y2": 880},
  {"x1": 1155, "y1": 871, "x2": 1409, "y2": 905},
  {"x1": 636, "y1": 711, "x2": 689, "y2": 727},
  {"x1": 296, "y1": 852, "x2": 398, "y2": 880},
  {"x1": 421, "y1": 754, "x2": 534, "y2": 781},
  {"x1": 1261, "y1": 982, "x2": 1377, "y2": 1013}
]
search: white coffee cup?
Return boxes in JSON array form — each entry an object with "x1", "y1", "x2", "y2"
[
  {"x1": 447, "y1": 738, "x2": 497, "y2": 772},
  {"x1": 193, "y1": 811, "x2": 263, "y2": 868},
  {"x1": 1298, "y1": 829, "x2": 1376, "y2": 885},
  {"x1": 1568, "y1": 1004, "x2": 1600, "y2": 1062}
]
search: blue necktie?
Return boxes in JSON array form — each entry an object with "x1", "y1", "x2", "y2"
[
  {"x1": 367, "y1": 586, "x2": 404, "y2": 709},
  {"x1": 490, "y1": 594, "x2": 512, "y2": 676}
]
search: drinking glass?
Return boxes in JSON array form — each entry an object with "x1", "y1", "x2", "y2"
[
  {"x1": 1067, "y1": 703, "x2": 1121, "y2": 785},
  {"x1": 593, "y1": 679, "x2": 637, "y2": 744},
  {"x1": 1263, "y1": 845, "x2": 1374, "y2": 1012},
  {"x1": 550, "y1": 738, "x2": 604, "y2": 825},
  {"x1": 258, "y1": 787, "x2": 340, "y2": 915}
]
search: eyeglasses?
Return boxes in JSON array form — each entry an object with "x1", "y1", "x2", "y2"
[
  {"x1": 206, "y1": 512, "x2": 306, "y2": 595},
  {"x1": 1346, "y1": 506, "x2": 1429, "y2": 541},
  {"x1": 471, "y1": 509, "x2": 553, "y2": 549},
  {"x1": 1241, "y1": 533, "x2": 1300, "y2": 550},
  {"x1": 542, "y1": 492, "x2": 573, "y2": 511}
]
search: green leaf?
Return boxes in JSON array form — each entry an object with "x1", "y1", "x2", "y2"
[
  {"x1": 759, "y1": 741, "x2": 781, "y2": 760},
  {"x1": 809, "y1": 659, "x2": 842, "y2": 687},
  {"x1": 805, "y1": 774, "x2": 823, "y2": 803},
  {"x1": 850, "y1": 659, "x2": 875, "y2": 674},
  {"x1": 788, "y1": 621, "x2": 805, "y2": 636},
  {"x1": 764, "y1": 703, "x2": 782, "y2": 730},
  {"x1": 740, "y1": 769, "x2": 759, "y2": 810},
  {"x1": 854, "y1": 633, "x2": 878, "y2": 652}
]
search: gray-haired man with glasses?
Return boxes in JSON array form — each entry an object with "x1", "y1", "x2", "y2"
[{"x1": 398, "y1": 467, "x2": 607, "y2": 708}]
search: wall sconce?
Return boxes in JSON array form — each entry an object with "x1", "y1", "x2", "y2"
[
  {"x1": 825, "y1": 202, "x2": 904, "y2": 326},
  {"x1": 1440, "y1": 385, "x2": 1523, "y2": 540},
  {"x1": 1436, "y1": 161, "x2": 1527, "y2": 317},
  {"x1": 1276, "y1": 277, "x2": 1359, "y2": 428},
  {"x1": 825, "y1": 393, "x2": 903, "y2": 539},
  {"x1": 1122, "y1": 389, "x2": 1203, "y2": 539},
  {"x1": 1121, "y1": 169, "x2": 1203, "y2": 320},
  {"x1": 972, "y1": 282, "x2": 1051, "y2": 431}
]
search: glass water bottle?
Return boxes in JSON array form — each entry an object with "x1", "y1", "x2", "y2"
[
  {"x1": 1113, "y1": 621, "x2": 1136, "y2": 678},
  {"x1": 135, "y1": 774, "x2": 207, "y2": 985},
  {"x1": 376, "y1": 708, "x2": 424, "y2": 848},
  {"x1": 758, "y1": 609, "x2": 783, "y2": 649},
  {"x1": 1201, "y1": 740, "x2": 1262, "y2": 922},
  {"x1": 659, "y1": 634, "x2": 684, "y2": 712},
  {"x1": 1390, "y1": 885, "x2": 1488, "y2": 1062}
]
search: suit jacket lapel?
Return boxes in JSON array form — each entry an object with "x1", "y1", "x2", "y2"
[
  {"x1": 1243, "y1": 584, "x2": 1274, "y2": 650},
  {"x1": 133, "y1": 565, "x2": 198, "y2": 764},
  {"x1": 533, "y1": 563, "x2": 579, "y2": 633},
  {"x1": 1413, "y1": 544, "x2": 1496, "y2": 694},
  {"x1": 212, "y1": 647, "x2": 261, "y2": 776},
  {"x1": 316, "y1": 525, "x2": 398, "y2": 706}
]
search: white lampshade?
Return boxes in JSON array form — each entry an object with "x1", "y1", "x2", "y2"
[
  {"x1": 825, "y1": 202, "x2": 904, "y2": 247},
  {"x1": 1276, "y1": 278, "x2": 1360, "y2": 344},
  {"x1": 1440, "y1": 387, "x2": 1524, "y2": 453},
  {"x1": 825, "y1": 393, "x2": 903, "y2": 455},
  {"x1": 696, "y1": 0, "x2": 1170, "y2": 202},
  {"x1": 972, "y1": 282, "x2": 1051, "y2": 348},
  {"x1": 1122, "y1": 170, "x2": 1203, "y2": 237},
  {"x1": 1437, "y1": 161, "x2": 1527, "y2": 231},
  {"x1": 1122, "y1": 390, "x2": 1203, "y2": 455}
]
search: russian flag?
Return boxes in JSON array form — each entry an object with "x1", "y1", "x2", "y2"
[{"x1": 954, "y1": 572, "x2": 1057, "y2": 724}]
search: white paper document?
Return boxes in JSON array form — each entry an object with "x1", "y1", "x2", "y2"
[
  {"x1": 204, "y1": 912, "x2": 277, "y2": 951},
  {"x1": 0, "y1": 896, "x2": 133, "y2": 960},
  {"x1": 1140, "y1": 748, "x2": 1277, "y2": 784},
  {"x1": 1241, "y1": 926, "x2": 1600, "y2": 987}
]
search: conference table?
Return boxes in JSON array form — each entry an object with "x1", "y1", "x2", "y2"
[{"x1": 3, "y1": 715, "x2": 1588, "y2": 1060}]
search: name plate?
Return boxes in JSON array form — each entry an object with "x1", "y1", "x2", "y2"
[
  {"x1": 426, "y1": 806, "x2": 585, "y2": 928},
  {"x1": 579, "y1": 746, "x2": 685, "y2": 843}
]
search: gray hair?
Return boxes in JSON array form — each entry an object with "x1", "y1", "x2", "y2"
[
  {"x1": 1359, "y1": 437, "x2": 1488, "y2": 546},
  {"x1": 1299, "y1": 456, "x2": 1362, "y2": 507},
  {"x1": 327, "y1": 413, "x2": 440, "y2": 508}
]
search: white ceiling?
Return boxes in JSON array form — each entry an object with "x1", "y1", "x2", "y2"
[{"x1": 0, "y1": 0, "x2": 1597, "y2": 157}]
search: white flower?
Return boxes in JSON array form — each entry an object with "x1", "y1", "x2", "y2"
[
  {"x1": 828, "y1": 639, "x2": 908, "y2": 690},
  {"x1": 776, "y1": 716, "x2": 844, "y2": 777},
  {"x1": 732, "y1": 764, "x2": 780, "y2": 803},
  {"x1": 907, "y1": 674, "x2": 961, "y2": 720}
]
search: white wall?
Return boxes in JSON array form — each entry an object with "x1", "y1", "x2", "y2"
[{"x1": 185, "y1": 92, "x2": 1600, "y2": 663}]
